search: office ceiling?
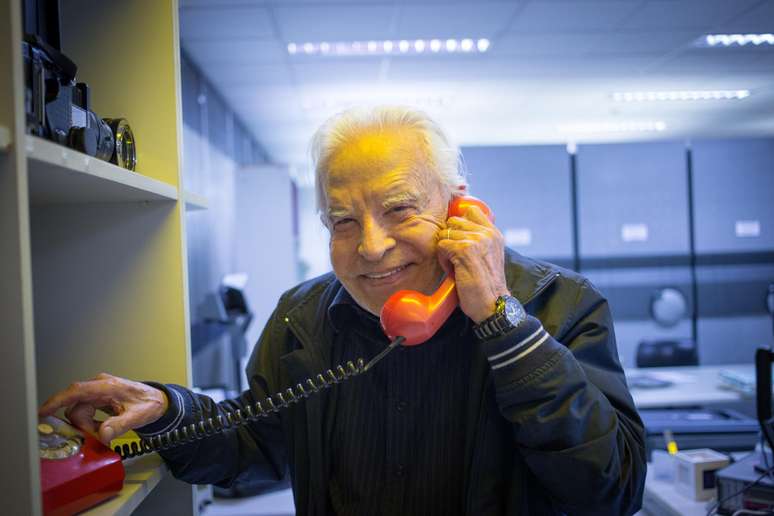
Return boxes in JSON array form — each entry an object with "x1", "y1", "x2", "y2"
[{"x1": 179, "y1": 0, "x2": 774, "y2": 170}]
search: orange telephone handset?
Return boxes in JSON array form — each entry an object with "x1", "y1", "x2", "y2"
[{"x1": 380, "y1": 196, "x2": 493, "y2": 346}]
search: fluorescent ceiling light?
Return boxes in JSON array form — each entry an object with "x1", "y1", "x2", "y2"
[
  {"x1": 557, "y1": 121, "x2": 667, "y2": 134},
  {"x1": 697, "y1": 33, "x2": 774, "y2": 47},
  {"x1": 286, "y1": 38, "x2": 490, "y2": 56},
  {"x1": 612, "y1": 90, "x2": 751, "y2": 102}
]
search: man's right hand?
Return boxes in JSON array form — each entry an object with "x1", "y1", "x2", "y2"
[{"x1": 39, "y1": 373, "x2": 169, "y2": 446}]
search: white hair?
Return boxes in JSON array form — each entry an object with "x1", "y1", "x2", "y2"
[{"x1": 309, "y1": 105, "x2": 468, "y2": 214}]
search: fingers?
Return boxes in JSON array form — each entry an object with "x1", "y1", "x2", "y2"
[
  {"x1": 65, "y1": 402, "x2": 99, "y2": 434},
  {"x1": 440, "y1": 227, "x2": 482, "y2": 242},
  {"x1": 462, "y1": 205, "x2": 495, "y2": 227},
  {"x1": 39, "y1": 378, "x2": 118, "y2": 417},
  {"x1": 98, "y1": 404, "x2": 160, "y2": 446},
  {"x1": 446, "y1": 216, "x2": 494, "y2": 236},
  {"x1": 98, "y1": 420, "x2": 118, "y2": 446}
]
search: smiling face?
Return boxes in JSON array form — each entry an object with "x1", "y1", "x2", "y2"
[{"x1": 323, "y1": 127, "x2": 451, "y2": 315}]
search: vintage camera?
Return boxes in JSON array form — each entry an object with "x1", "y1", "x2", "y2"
[{"x1": 23, "y1": 34, "x2": 137, "y2": 171}]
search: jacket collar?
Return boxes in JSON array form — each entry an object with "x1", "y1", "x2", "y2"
[{"x1": 503, "y1": 248, "x2": 560, "y2": 306}]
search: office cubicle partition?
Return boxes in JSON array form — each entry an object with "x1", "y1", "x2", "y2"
[
  {"x1": 576, "y1": 142, "x2": 694, "y2": 368},
  {"x1": 691, "y1": 138, "x2": 774, "y2": 364},
  {"x1": 461, "y1": 145, "x2": 575, "y2": 269},
  {"x1": 461, "y1": 138, "x2": 774, "y2": 368}
]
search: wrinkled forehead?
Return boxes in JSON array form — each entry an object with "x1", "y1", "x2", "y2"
[
  {"x1": 323, "y1": 127, "x2": 440, "y2": 196},
  {"x1": 328, "y1": 128, "x2": 426, "y2": 176}
]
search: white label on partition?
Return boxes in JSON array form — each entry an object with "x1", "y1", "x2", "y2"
[
  {"x1": 735, "y1": 220, "x2": 760, "y2": 238},
  {"x1": 505, "y1": 228, "x2": 532, "y2": 247},
  {"x1": 621, "y1": 223, "x2": 649, "y2": 242}
]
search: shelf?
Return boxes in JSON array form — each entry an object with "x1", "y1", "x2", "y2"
[
  {"x1": 26, "y1": 135, "x2": 178, "y2": 205},
  {"x1": 84, "y1": 454, "x2": 168, "y2": 516},
  {"x1": 0, "y1": 124, "x2": 10, "y2": 152},
  {"x1": 184, "y1": 190, "x2": 209, "y2": 211}
]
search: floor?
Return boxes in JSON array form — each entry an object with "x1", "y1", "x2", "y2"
[{"x1": 200, "y1": 487, "x2": 296, "y2": 516}]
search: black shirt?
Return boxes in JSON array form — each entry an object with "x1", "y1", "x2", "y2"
[{"x1": 327, "y1": 289, "x2": 473, "y2": 516}]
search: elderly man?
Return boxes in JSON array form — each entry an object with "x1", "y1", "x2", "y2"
[{"x1": 41, "y1": 106, "x2": 646, "y2": 515}]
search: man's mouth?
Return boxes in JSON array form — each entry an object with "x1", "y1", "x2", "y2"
[{"x1": 362, "y1": 265, "x2": 408, "y2": 280}]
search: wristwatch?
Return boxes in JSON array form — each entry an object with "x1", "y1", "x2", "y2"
[{"x1": 473, "y1": 294, "x2": 526, "y2": 341}]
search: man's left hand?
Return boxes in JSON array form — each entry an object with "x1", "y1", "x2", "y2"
[{"x1": 437, "y1": 205, "x2": 510, "y2": 323}]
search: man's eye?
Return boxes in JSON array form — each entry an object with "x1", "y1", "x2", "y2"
[
  {"x1": 389, "y1": 205, "x2": 414, "y2": 214},
  {"x1": 333, "y1": 218, "x2": 355, "y2": 228}
]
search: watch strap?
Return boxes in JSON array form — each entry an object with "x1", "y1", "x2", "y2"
[{"x1": 472, "y1": 314, "x2": 502, "y2": 340}]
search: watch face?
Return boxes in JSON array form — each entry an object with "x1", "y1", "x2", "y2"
[{"x1": 503, "y1": 296, "x2": 525, "y2": 326}]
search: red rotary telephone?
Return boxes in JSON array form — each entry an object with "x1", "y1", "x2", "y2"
[
  {"x1": 380, "y1": 196, "x2": 493, "y2": 346},
  {"x1": 38, "y1": 416, "x2": 124, "y2": 516}
]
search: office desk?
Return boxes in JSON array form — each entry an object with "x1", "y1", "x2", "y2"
[
  {"x1": 627, "y1": 366, "x2": 759, "y2": 514},
  {"x1": 640, "y1": 469, "x2": 710, "y2": 516},
  {"x1": 626, "y1": 365, "x2": 753, "y2": 409}
]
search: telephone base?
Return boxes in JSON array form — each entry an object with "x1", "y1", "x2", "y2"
[{"x1": 39, "y1": 416, "x2": 125, "y2": 516}]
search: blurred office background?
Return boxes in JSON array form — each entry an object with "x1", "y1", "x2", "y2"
[
  {"x1": 178, "y1": 0, "x2": 773, "y2": 386},
  {"x1": 173, "y1": 0, "x2": 773, "y2": 513}
]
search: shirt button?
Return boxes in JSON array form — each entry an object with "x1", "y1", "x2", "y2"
[
  {"x1": 396, "y1": 401, "x2": 407, "y2": 413},
  {"x1": 395, "y1": 464, "x2": 405, "y2": 477}
]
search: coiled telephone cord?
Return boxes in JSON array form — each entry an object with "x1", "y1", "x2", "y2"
[
  {"x1": 116, "y1": 335, "x2": 405, "y2": 460},
  {"x1": 115, "y1": 359, "x2": 365, "y2": 460}
]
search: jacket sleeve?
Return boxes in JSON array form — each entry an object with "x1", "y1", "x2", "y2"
[
  {"x1": 481, "y1": 278, "x2": 646, "y2": 515},
  {"x1": 134, "y1": 305, "x2": 290, "y2": 488}
]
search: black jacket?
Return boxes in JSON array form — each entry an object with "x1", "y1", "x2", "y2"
[{"x1": 143, "y1": 250, "x2": 646, "y2": 515}]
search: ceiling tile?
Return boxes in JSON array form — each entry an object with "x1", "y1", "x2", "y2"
[
  {"x1": 385, "y1": 56, "x2": 520, "y2": 81},
  {"x1": 619, "y1": 0, "x2": 761, "y2": 30},
  {"x1": 386, "y1": 54, "x2": 659, "y2": 81},
  {"x1": 273, "y1": 5, "x2": 397, "y2": 41},
  {"x1": 206, "y1": 64, "x2": 294, "y2": 88},
  {"x1": 396, "y1": 2, "x2": 521, "y2": 39},
  {"x1": 584, "y1": 31, "x2": 700, "y2": 55},
  {"x1": 180, "y1": 6, "x2": 274, "y2": 40},
  {"x1": 181, "y1": 0, "x2": 268, "y2": 6},
  {"x1": 508, "y1": 2, "x2": 641, "y2": 32},
  {"x1": 292, "y1": 58, "x2": 382, "y2": 83},
  {"x1": 491, "y1": 33, "x2": 609, "y2": 57},
  {"x1": 183, "y1": 39, "x2": 287, "y2": 65},
  {"x1": 650, "y1": 49, "x2": 774, "y2": 74},
  {"x1": 720, "y1": 1, "x2": 774, "y2": 32}
]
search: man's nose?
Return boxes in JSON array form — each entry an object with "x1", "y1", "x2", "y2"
[{"x1": 358, "y1": 218, "x2": 396, "y2": 261}]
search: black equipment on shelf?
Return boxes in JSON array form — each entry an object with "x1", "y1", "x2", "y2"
[
  {"x1": 22, "y1": 34, "x2": 137, "y2": 171},
  {"x1": 756, "y1": 347, "x2": 774, "y2": 455},
  {"x1": 636, "y1": 338, "x2": 699, "y2": 368}
]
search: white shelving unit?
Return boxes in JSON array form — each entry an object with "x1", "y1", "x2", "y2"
[
  {"x1": 85, "y1": 455, "x2": 168, "y2": 516},
  {"x1": 1, "y1": 0, "x2": 195, "y2": 514},
  {"x1": 27, "y1": 135, "x2": 178, "y2": 204},
  {"x1": 0, "y1": 123, "x2": 10, "y2": 151},
  {"x1": 183, "y1": 189, "x2": 209, "y2": 211}
]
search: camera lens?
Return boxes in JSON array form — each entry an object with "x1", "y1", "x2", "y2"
[{"x1": 105, "y1": 118, "x2": 137, "y2": 171}]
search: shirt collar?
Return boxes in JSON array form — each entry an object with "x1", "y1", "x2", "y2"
[{"x1": 328, "y1": 285, "x2": 380, "y2": 332}]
